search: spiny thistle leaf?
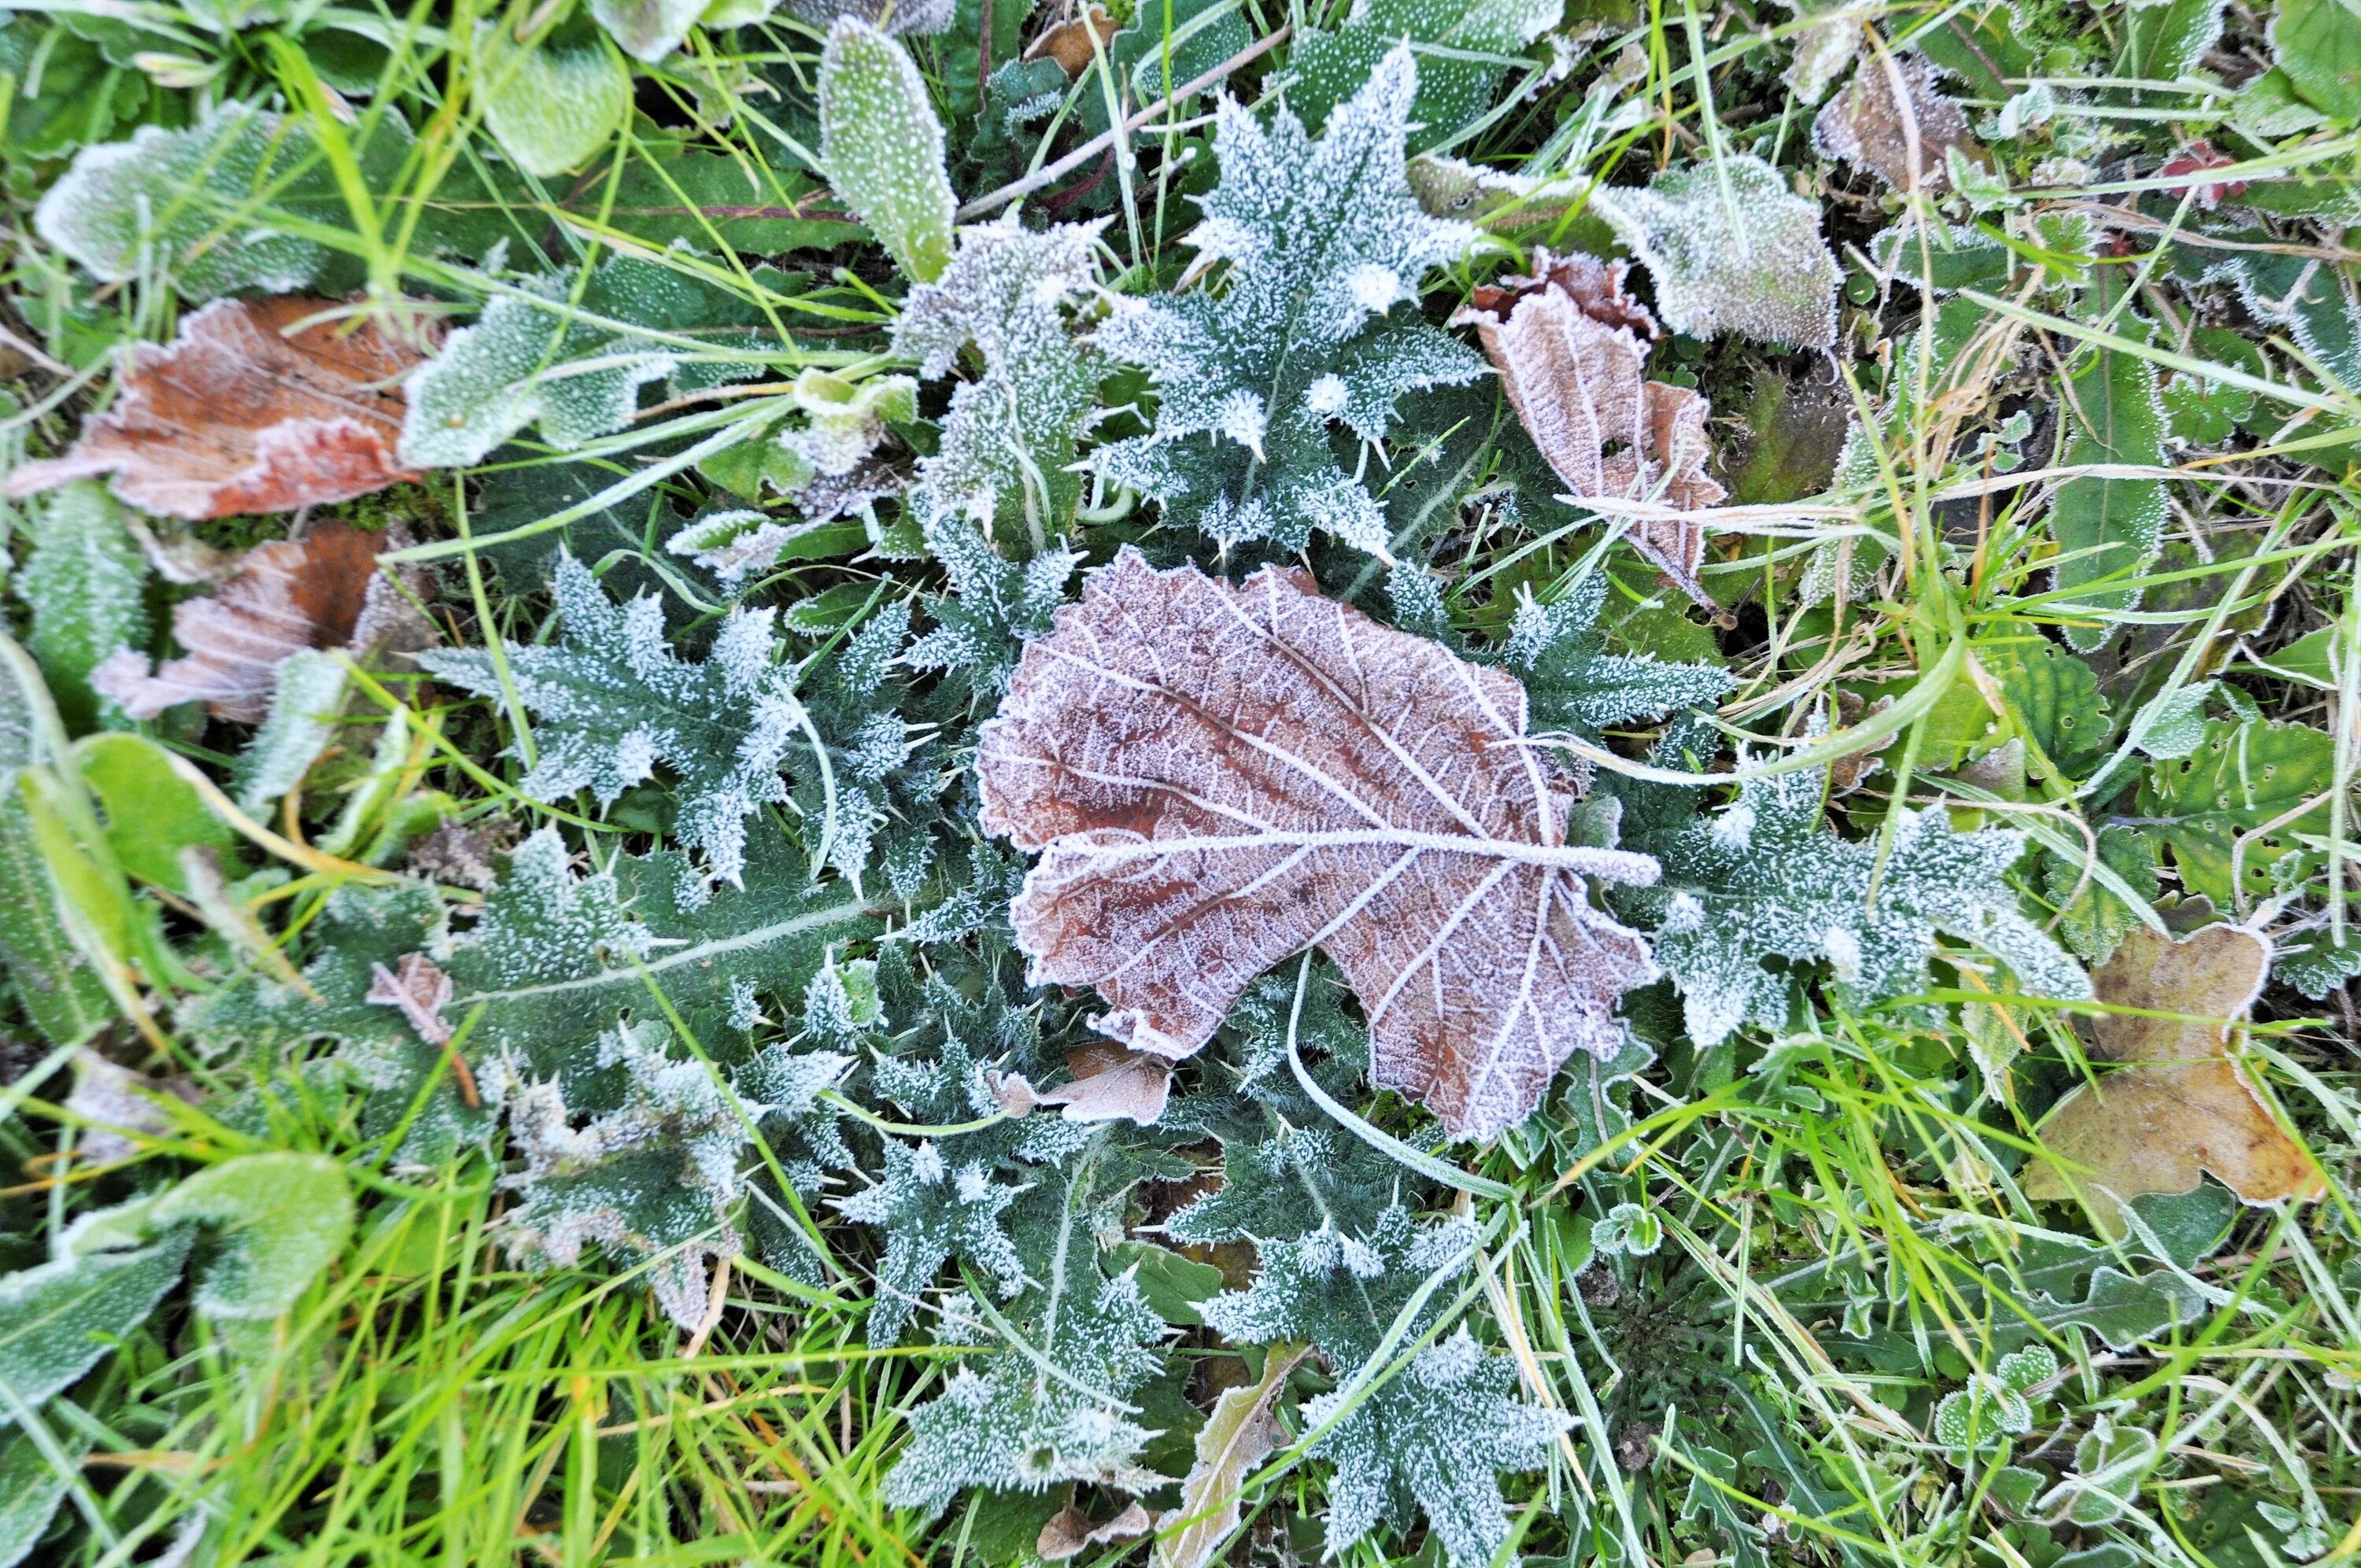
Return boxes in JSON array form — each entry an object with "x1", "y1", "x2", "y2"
[
  {"x1": 419, "y1": 552, "x2": 804, "y2": 888},
  {"x1": 1620, "y1": 756, "x2": 2091, "y2": 1046},
  {"x1": 1287, "y1": 0, "x2": 1561, "y2": 149},
  {"x1": 1094, "y1": 46, "x2": 1486, "y2": 556}
]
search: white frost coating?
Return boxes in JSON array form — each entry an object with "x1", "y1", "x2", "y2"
[
  {"x1": 974, "y1": 548, "x2": 1661, "y2": 1142},
  {"x1": 1591, "y1": 154, "x2": 1842, "y2": 348},
  {"x1": 400, "y1": 282, "x2": 675, "y2": 468}
]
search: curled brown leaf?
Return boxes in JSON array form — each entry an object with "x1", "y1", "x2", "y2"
[
  {"x1": 1454, "y1": 258, "x2": 1723, "y2": 611},
  {"x1": 93, "y1": 522, "x2": 430, "y2": 722},
  {"x1": 5, "y1": 297, "x2": 435, "y2": 521},
  {"x1": 1811, "y1": 56, "x2": 1979, "y2": 194},
  {"x1": 976, "y1": 548, "x2": 1661, "y2": 1142}
]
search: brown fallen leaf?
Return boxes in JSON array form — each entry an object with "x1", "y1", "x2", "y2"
[
  {"x1": 1810, "y1": 56, "x2": 1978, "y2": 194},
  {"x1": 1465, "y1": 250, "x2": 1659, "y2": 341},
  {"x1": 368, "y1": 953, "x2": 480, "y2": 1109},
  {"x1": 5, "y1": 297, "x2": 434, "y2": 521},
  {"x1": 2024, "y1": 924, "x2": 2324, "y2": 1214},
  {"x1": 92, "y1": 522, "x2": 428, "y2": 722},
  {"x1": 1025, "y1": 4, "x2": 1120, "y2": 76},
  {"x1": 975, "y1": 548, "x2": 1661, "y2": 1142},
  {"x1": 1040, "y1": 1499, "x2": 1152, "y2": 1562},
  {"x1": 1153, "y1": 1343, "x2": 1310, "y2": 1568},
  {"x1": 1454, "y1": 256, "x2": 1723, "y2": 611},
  {"x1": 993, "y1": 1040, "x2": 1176, "y2": 1126}
]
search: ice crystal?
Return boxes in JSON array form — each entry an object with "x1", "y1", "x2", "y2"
[
  {"x1": 1622, "y1": 758, "x2": 2091, "y2": 1046},
  {"x1": 1093, "y1": 47, "x2": 1486, "y2": 556},
  {"x1": 1592, "y1": 155, "x2": 1842, "y2": 348},
  {"x1": 1201, "y1": 1206, "x2": 1568, "y2": 1568},
  {"x1": 894, "y1": 216, "x2": 1107, "y2": 543},
  {"x1": 419, "y1": 553, "x2": 804, "y2": 887}
]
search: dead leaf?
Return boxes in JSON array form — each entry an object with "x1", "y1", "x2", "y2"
[
  {"x1": 1810, "y1": 56, "x2": 1978, "y2": 194},
  {"x1": 975, "y1": 548, "x2": 1661, "y2": 1142},
  {"x1": 1454, "y1": 259, "x2": 1723, "y2": 611},
  {"x1": 368, "y1": 952, "x2": 481, "y2": 1109},
  {"x1": 91, "y1": 522, "x2": 429, "y2": 722},
  {"x1": 1153, "y1": 1343, "x2": 1310, "y2": 1568},
  {"x1": 1465, "y1": 250, "x2": 1658, "y2": 341},
  {"x1": 5, "y1": 297, "x2": 434, "y2": 520},
  {"x1": 2024, "y1": 924, "x2": 2324, "y2": 1212},
  {"x1": 1040, "y1": 1499, "x2": 1152, "y2": 1562},
  {"x1": 1025, "y1": 5, "x2": 1120, "y2": 76}
]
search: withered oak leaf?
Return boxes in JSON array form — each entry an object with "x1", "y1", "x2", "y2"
[
  {"x1": 1454, "y1": 256, "x2": 1722, "y2": 611},
  {"x1": 93, "y1": 522, "x2": 423, "y2": 722},
  {"x1": 5, "y1": 297, "x2": 433, "y2": 521},
  {"x1": 975, "y1": 548, "x2": 1661, "y2": 1141}
]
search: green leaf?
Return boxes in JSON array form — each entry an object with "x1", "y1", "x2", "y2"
[
  {"x1": 399, "y1": 253, "x2": 793, "y2": 468},
  {"x1": 14, "y1": 482, "x2": 147, "y2": 735},
  {"x1": 478, "y1": 21, "x2": 634, "y2": 179},
  {"x1": 1979, "y1": 636, "x2": 2112, "y2": 780},
  {"x1": 818, "y1": 18, "x2": 956, "y2": 284},
  {"x1": 1081, "y1": 0, "x2": 1253, "y2": 136},
  {"x1": 2122, "y1": 0, "x2": 2226, "y2": 81},
  {"x1": 0, "y1": 1235, "x2": 189, "y2": 1419},
  {"x1": 0, "y1": 16, "x2": 152, "y2": 160},
  {"x1": 2271, "y1": 0, "x2": 2361, "y2": 121},
  {"x1": 144, "y1": 1153, "x2": 356, "y2": 1319},
  {"x1": 1622, "y1": 758, "x2": 2090, "y2": 1047},
  {"x1": 1286, "y1": 0, "x2": 1558, "y2": 150},
  {"x1": 590, "y1": 0, "x2": 706, "y2": 62},
  {"x1": 2049, "y1": 328, "x2": 2166, "y2": 653},
  {"x1": 74, "y1": 732, "x2": 240, "y2": 893},
  {"x1": 418, "y1": 553, "x2": 803, "y2": 886},
  {"x1": 2137, "y1": 717, "x2": 2336, "y2": 905},
  {"x1": 0, "y1": 782, "x2": 112, "y2": 1048},
  {"x1": 1094, "y1": 46, "x2": 1487, "y2": 555},
  {"x1": 232, "y1": 651, "x2": 350, "y2": 813},
  {"x1": 1592, "y1": 156, "x2": 1842, "y2": 349},
  {"x1": 0, "y1": 1428, "x2": 86, "y2": 1568}
]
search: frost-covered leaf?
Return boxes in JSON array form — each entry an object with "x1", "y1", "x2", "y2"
[
  {"x1": 904, "y1": 513, "x2": 1082, "y2": 702},
  {"x1": 1201, "y1": 1207, "x2": 1568, "y2": 1568},
  {"x1": 1812, "y1": 57, "x2": 1976, "y2": 192},
  {"x1": 835, "y1": 1135, "x2": 1028, "y2": 1346},
  {"x1": 132, "y1": 1152, "x2": 355, "y2": 1319},
  {"x1": 493, "y1": 1021, "x2": 802, "y2": 1329},
  {"x1": 1153, "y1": 1342, "x2": 1311, "y2": 1568},
  {"x1": 2041, "y1": 1415, "x2": 2159, "y2": 1526},
  {"x1": 3, "y1": 297, "x2": 430, "y2": 521},
  {"x1": 33, "y1": 107, "x2": 327, "y2": 300},
  {"x1": 233, "y1": 650, "x2": 350, "y2": 810},
  {"x1": 882, "y1": 1159, "x2": 1173, "y2": 1511},
  {"x1": 1095, "y1": 47, "x2": 1486, "y2": 556},
  {"x1": 1454, "y1": 253, "x2": 1722, "y2": 606},
  {"x1": 0, "y1": 1234, "x2": 189, "y2": 1419},
  {"x1": 777, "y1": 368, "x2": 918, "y2": 480},
  {"x1": 419, "y1": 552, "x2": 803, "y2": 887},
  {"x1": 479, "y1": 20, "x2": 633, "y2": 176},
  {"x1": 977, "y1": 548, "x2": 1660, "y2": 1141},
  {"x1": 2024, "y1": 924, "x2": 2324, "y2": 1212},
  {"x1": 1287, "y1": 0, "x2": 1560, "y2": 149},
  {"x1": 1592, "y1": 155, "x2": 1842, "y2": 348},
  {"x1": 819, "y1": 18, "x2": 957, "y2": 284},
  {"x1": 894, "y1": 216, "x2": 1107, "y2": 542},
  {"x1": 94, "y1": 522, "x2": 423, "y2": 725},
  {"x1": 1079, "y1": 0, "x2": 1252, "y2": 135},
  {"x1": 0, "y1": 1429, "x2": 84, "y2": 1568},
  {"x1": 192, "y1": 820, "x2": 874, "y2": 1160},
  {"x1": 1488, "y1": 573, "x2": 1731, "y2": 738},
  {"x1": 2272, "y1": 0, "x2": 2361, "y2": 121},
  {"x1": 2049, "y1": 323, "x2": 2166, "y2": 653},
  {"x1": 400, "y1": 254, "x2": 789, "y2": 468},
  {"x1": 1622, "y1": 754, "x2": 2089, "y2": 1046},
  {"x1": 785, "y1": 0, "x2": 955, "y2": 35},
  {"x1": 589, "y1": 0, "x2": 704, "y2": 61},
  {"x1": 14, "y1": 481, "x2": 147, "y2": 732}
]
